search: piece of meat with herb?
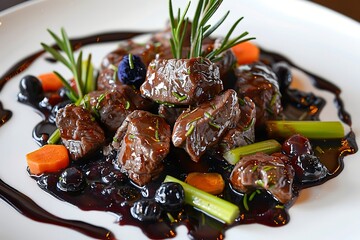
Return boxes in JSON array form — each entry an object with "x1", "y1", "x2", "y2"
[
  {"x1": 140, "y1": 57, "x2": 223, "y2": 106},
  {"x1": 230, "y1": 152, "x2": 294, "y2": 204},
  {"x1": 56, "y1": 104, "x2": 105, "y2": 161},
  {"x1": 234, "y1": 62, "x2": 282, "y2": 127},
  {"x1": 172, "y1": 89, "x2": 240, "y2": 162},
  {"x1": 112, "y1": 110, "x2": 171, "y2": 186},
  {"x1": 86, "y1": 88, "x2": 135, "y2": 133},
  {"x1": 218, "y1": 97, "x2": 256, "y2": 153},
  {"x1": 101, "y1": 40, "x2": 162, "y2": 70}
]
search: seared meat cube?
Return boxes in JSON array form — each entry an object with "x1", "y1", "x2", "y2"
[
  {"x1": 172, "y1": 89, "x2": 240, "y2": 162},
  {"x1": 112, "y1": 110, "x2": 171, "y2": 186},
  {"x1": 56, "y1": 104, "x2": 105, "y2": 160},
  {"x1": 230, "y1": 152, "x2": 294, "y2": 204},
  {"x1": 96, "y1": 73, "x2": 155, "y2": 111},
  {"x1": 87, "y1": 88, "x2": 135, "y2": 133},
  {"x1": 97, "y1": 68, "x2": 117, "y2": 90},
  {"x1": 234, "y1": 62, "x2": 282, "y2": 126},
  {"x1": 140, "y1": 57, "x2": 223, "y2": 106},
  {"x1": 218, "y1": 97, "x2": 256, "y2": 153},
  {"x1": 101, "y1": 40, "x2": 161, "y2": 70},
  {"x1": 158, "y1": 105, "x2": 187, "y2": 126}
]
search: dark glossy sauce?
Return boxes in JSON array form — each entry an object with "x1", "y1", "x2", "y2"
[{"x1": 0, "y1": 31, "x2": 357, "y2": 239}]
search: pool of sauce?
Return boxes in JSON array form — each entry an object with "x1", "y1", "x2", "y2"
[{"x1": 0, "y1": 31, "x2": 357, "y2": 239}]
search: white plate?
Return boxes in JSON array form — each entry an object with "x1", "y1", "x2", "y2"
[{"x1": 1, "y1": 0, "x2": 360, "y2": 239}]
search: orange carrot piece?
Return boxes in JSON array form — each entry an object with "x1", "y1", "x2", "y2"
[
  {"x1": 231, "y1": 41, "x2": 260, "y2": 65},
  {"x1": 185, "y1": 172, "x2": 225, "y2": 195},
  {"x1": 37, "y1": 72, "x2": 63, "y2": 92},
  {"x1": 26, "y1": 145, "x2": 70, "y2": 175}
]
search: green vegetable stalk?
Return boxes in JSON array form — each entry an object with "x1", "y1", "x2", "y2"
[
  {"x1": 266, "y1": 121, "x2": 344, "y2": 139},
  {"x1": 164, "y1": 175, "x2": 239, "y2": 224},
  {"x1": 223, "y1": 139, "x2": 282, "y2": 165}
]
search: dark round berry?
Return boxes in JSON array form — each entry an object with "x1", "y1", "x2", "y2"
[
  {"x1": 117, "y1": 54, "x2": 146, "y2": 88},
  {"x1": 18, "y1": 75, "x2": 44, "y2": 102},
  {"x1": 130, "y1": 199, "x2": 162, "y2": 222},
  {"x1": 57, "y1": 167, "x2": 86, "y2": 192},
  {"x1": 282, "y1": 134, "x2": 313, "y2": 157},
  {"x1": 155, "y1": 182, "x2": 185, "y2": 211},
  {"x1": 295, "y1": 154, "x2": 329, "y2": 183},
  {"x1": 118, "y1": 185, "x2": 141, "y2": 202}
]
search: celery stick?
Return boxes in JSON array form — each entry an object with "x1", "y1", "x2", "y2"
[
  {"x1": 47, "y1": 129, "x2": 60, "y2": 144},
  {"x1": 164, "y1": 175, "x2": 239, "y2": 224},
  {"x1": 266, "y1": 121, "x2": 344, "y2": 139},
  {"x1": 223, "y1": 139, "x2": 281, "y2": 165}
]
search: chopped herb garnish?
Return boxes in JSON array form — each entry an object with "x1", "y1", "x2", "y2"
[
  {"x1": 185, "y1": 124, "x2": 195, "y2": 137},
  {"x1": 125, "y1": 101, "x2": 130, "y2": 110},
  {"x1": 263, "y1": 165, "x2": 275, "y2": 172},
  {"x1": 275, "y1": 204, "x2": 285, "y2": 209},
  {"x1": 128, "y1": 53, "x2": 134, "y2": 69},
  {"x1": 172, "y1": 91, "x2": 187, "y2": 101},
  {"x1": 249, "y1": 191, "x2": 257, "y2": 201},
  {"x1": 270, "y1": 93, "x2": 279, "y2": 106},
  {"x1": 187, "y1": 116, "x2": 202, "y2": 125},
  {"x1": 113, "y1": 137, "x2": 118, "y2": 142},
  {"x1": 243, "y1": 193, "x2": 249, "y2": 211},
  {"x1": 95, "y1": 93, "x2": 106, "y2": 110},
  {"x1": 155, "y1": 119, "x2": 160, "y2": 141},
  {"x1": 255, "y1": 179, "x2": 265, "y2": 188},
  {"x1": 109, "y1": 64, "x2": 118, "y2": 80},
  {"x1": 128, "y1": 134, "x2": 136, "y2": 140},
  {"x1": 243, "y1": 117, "x2": 255, "y2": 131},
  {"x1": 155, "y1": 100, "x2": 175, "y2": 107},
  {"x1": 208, "y1": 121, "x2": 221, "y2": 129},
  {"x1": 204, "y1": 112, "x2": 214, "y2": 119}
]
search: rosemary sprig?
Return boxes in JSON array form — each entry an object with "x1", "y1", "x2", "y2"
[
  {"x1": 41, "y1": 28, "x2": 94, "y2": 102},
  {"x1": 42, "y1": 28, "x2": 95, "y2": 144},
  {"x1": 169, "y1": 0, "x2": 255, "y2": 61}
]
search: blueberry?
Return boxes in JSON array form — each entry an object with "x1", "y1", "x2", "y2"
[
  {"x1": 18, "y1": 75, "x2": 44, "y2": 102},
  {"x1": 117, "y1": 54, "x2": 146, "y2": 88},
  {"x1": 57, "y1": 167, "x2": 86, "y2": 192},
  {"x1": 155, "y1": 182, "x2": 185, "y2": 211},
  {"x1": 295, "y1": 154, "x2": 328, "y2": 182},
  {"x1": 130, "y1": 199, "x2": 162, "y2": 222}
]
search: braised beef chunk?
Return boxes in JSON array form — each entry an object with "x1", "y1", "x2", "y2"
[
  {"x1": 158, "y1": 105, "x2": 187, "y2": 126},
  {"x1": 140, "y1": 57, "x2": 223, "y2": 106},
  {"x1": 234, "y1": 62, "x2": 282, "y2": 126},
  {"x1": 87, "y1": 88, "x2": 135, "y2": 133},
  {"x1": 112, "y1": 110, "x2": 171, "y2": 186},
  {"x1": 101, "y1": 40, "x2": 161, "y2": 70},
  {"x1": 230, "y1": 152, "x2": 294, "y2": 204},
  {"x1": 218, "y1": 97, "x2": 256, "y2": 153},
  {"x1": 56, "y1": 104, "x2": 105, "y2": 161},
  {"x1": 97, "y1": 68, "x2": 117, "y2": 90},
  {"x1": 172, "y1": 89, "x2": 240, "y2": 162}
]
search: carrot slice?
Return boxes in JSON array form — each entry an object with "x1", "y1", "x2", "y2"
[
  {"x1": 231, "y1": 41, "x2": 260, "y2": 65},
  {"x1": 26, "y1": 145, "x2": 70, "y2": 175},
  {"x1": 37, "y1": 72, "x2": 63, "y2": 92},
  {"x1": 185, "y1": 172, "x2": 225, "y2": 195}
]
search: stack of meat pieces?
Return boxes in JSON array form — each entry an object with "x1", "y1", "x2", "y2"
[{"x1": 55, "y1": 28, "x2": 289, "y2": 205}]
